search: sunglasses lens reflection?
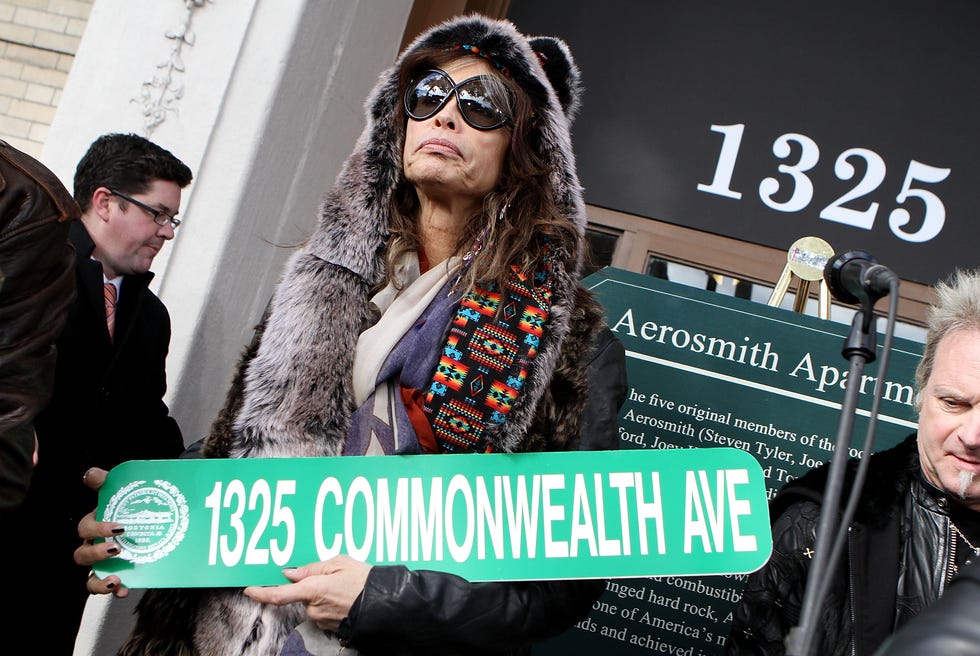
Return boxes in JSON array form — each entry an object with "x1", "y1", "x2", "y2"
[
  {"x1": 455, "y1": 80, "x2": 506, "y2": 128},
  {"x1": 407, "y1": 72, "x2": 453, "y2": 118},
  {"x1": 405, "y1": 70, "x2": 508, "y2": 130}
]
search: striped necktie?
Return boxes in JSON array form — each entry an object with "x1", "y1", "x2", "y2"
[{"x1": 104, "y1": 282, "x2": 117, "y2": 341}]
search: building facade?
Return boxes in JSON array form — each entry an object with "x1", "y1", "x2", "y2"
[{"x1": 0, "y1": 0, "x2": 92, "y2": 156}]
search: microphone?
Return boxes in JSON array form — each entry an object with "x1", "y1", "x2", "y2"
[{"x1": 823, "y1": 250, "x2": 899, "y2": 306}]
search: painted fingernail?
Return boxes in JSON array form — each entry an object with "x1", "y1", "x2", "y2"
[
  {"x1": 106, "y1": 581, "x2": 116, "y2": 590},
  {"x1": 106, "y1": 546, "x2": 120, "y2": 555},
  {"x1": 111, "y1": 526, "x2": 125, "y2": 535}
]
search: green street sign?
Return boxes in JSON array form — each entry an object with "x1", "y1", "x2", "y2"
[{"x1": 94, "y1": 447, "x2": 771, "y2": 588}]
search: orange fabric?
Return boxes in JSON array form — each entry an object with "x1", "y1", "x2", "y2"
[{"x1": 401, "y1": 384, "x2": 438, "y2": 454}]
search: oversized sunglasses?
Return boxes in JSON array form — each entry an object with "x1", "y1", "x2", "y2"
[{"x1": 404, "y1": 69, "x2": 511, "y2": 131}]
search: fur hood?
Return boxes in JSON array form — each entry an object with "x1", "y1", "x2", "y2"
[
  {"x1": 205, "y1": 14, "x2": 590, "y2": 460},
  {"x1": 310, "y1": 13, "x2": 586, "y2": 283}
]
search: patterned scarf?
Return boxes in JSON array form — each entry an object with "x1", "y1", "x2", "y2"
[{"x1": 423, "y1": 257, "x2": 554, "y2": 453}]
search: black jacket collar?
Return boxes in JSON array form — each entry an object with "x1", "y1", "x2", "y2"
[{"x1": 772, "y1": 432, "x2": 920, "y2": 529}]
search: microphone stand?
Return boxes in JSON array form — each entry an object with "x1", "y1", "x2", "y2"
[{"x1": 785, "y1": 304, "x2": 879, "y2": 656}]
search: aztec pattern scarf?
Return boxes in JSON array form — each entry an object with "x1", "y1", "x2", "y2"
[{"x1": 423, "y1": 260, "x2": 553, "y2": 453}]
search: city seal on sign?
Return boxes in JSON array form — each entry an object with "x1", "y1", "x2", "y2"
[{"x1": 102, "y1": 479, "x2": 189, "y2": 564}]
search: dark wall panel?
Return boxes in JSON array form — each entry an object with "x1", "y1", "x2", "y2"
[{"x1": 508, "y1": 1, "x2": 979, "y2": 285}]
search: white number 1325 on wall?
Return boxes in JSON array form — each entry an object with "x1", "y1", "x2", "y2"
[{"x1": 697, "y1": 123, "x2": 950, "y2": 243}]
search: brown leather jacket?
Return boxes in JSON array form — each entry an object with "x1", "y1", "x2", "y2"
[{"x1": 0, "y1": 139, "x2": 79, "y2": 512}]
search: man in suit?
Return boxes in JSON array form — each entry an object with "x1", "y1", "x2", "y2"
[
  {"x1": 3, "y1": 133, "x2": 192, "y2": 654},
  {"x1": 0, "y1": 139, "x2": 79, "y2": 513}
]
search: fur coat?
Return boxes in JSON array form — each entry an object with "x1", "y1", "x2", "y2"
[{"x1": 120, "y1": 14, "x2": 614, "y2": 656}]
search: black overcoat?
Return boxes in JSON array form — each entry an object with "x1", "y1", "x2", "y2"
[{"x1": 1, "y1": 220, "x2": 183, "y2": 654}]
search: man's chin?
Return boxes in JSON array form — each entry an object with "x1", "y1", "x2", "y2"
[
  {"x1": 130, "y1": 260, "x2": 154, "y2": 274},
  {"x1": 957, "y1": 469, "x2": 977, "y2": 499}
]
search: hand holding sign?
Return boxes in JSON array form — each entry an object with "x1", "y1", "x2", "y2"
[
  {"x1": 244, "y1": 556, "x2": 371, "y2": 633},
  {"x1": 74, "y1": 466, "x2": 129, "y2": 598}
]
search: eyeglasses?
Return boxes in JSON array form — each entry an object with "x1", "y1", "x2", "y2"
[
  {"x1": 404, "y1": 69, "x2": 511, "y2": 131},
  {"x1": 108, "y1": 189, "x2": 181, "y2": 229}
]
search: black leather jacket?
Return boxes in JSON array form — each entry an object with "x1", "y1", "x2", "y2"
[
  {"x1": 874, "y1": 558, "x2": 980, "y2": 656},
  {"x1": 0, "y1": 140, "x2": 78, "y2": 512},
  {"x1": 727, "y1": 434, "x2": 959, "y2": 656}
]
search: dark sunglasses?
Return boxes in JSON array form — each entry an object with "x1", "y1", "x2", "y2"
[
  {"x1": 404, "y1": 69, "x2": 511, "y2": 131},
  {"x1": 108, "y1": 189, "x2": 181, "y2": 229}
]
